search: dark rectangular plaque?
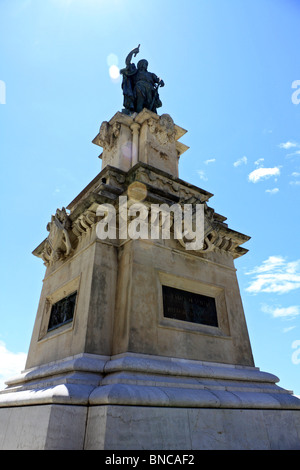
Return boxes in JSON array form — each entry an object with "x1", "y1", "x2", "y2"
[
  {"x1": 47, "y1": 291, "x2": 77, "y2": 331},
  {"x1": 162, "y1": 285, "x2": 218, "y2": 327}
]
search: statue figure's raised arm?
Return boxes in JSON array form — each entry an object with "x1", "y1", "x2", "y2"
[
  {"x1": 125, "y1": 44, "x2": 140, "y2": 66},
  {"x1": 121, "y1": 44, "x2": 164, "y2": 115}
]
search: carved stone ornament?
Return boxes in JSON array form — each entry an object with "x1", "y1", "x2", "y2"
[
  {"x1": 98, "y1": 121, "x2": 121, "y2": 150},
  {"x1": 176, "y1": 204, "x2": 244, "y2": 256},
  {"x1": 148, "y1": 114, "x2": 176, "y2": 145},
  {"x1": 41, "y1": 207, "x2": 73, "y2": 266},
  {"x1": 72, "y1": 209, "x2": 97, "y2": 237},
  {"x1": 173, "y1": 203, "x2": 212, "y2": 252}
]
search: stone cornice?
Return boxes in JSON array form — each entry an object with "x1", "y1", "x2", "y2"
[{"x1": 33, "y1": 162, "x2": 250, "y2": 266}]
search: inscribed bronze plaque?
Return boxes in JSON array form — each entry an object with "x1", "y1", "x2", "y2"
[
  {"x1": 48, "y1": 291, "x2": 77, "y2": 331},
  {"x1": 162, "y1": 285, "x2": 218, "y2": 327}
]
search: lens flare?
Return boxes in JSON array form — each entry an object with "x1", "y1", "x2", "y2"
[
  {"x1": 107, "y1": 53, "x2": 119, "y2": 67},
  {"x1": 109, "y1": 65, "x2": 120, "y2": 81},
  {"x1": 128, "y1": 182, "x2": 148, "y2": 202}
]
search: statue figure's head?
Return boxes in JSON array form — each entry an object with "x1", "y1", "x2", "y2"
[{"x1": 137, "y1": 59, "x2": 148, "y2": 71}]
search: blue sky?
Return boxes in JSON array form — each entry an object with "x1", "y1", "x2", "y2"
[{"x1": 0, "y1": 0, "x2": 300, "y2": 395}]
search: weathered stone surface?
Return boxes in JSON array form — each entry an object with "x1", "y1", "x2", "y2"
[
  {"x1": 0, "y1": 404, "x2": 87, "y2": 450},
  {"x1": 84, "y1": 405, "x2": 300, "y2": 450},
  {"x1": 92, "y1": 109, "x2": 189, "y2": 177}
]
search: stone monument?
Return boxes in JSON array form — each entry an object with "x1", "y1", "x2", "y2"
[{"x1": 0, "y1": 46, "x2": 300, "y2": 450}]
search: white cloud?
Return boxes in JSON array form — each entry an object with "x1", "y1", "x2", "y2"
[
  {"x1": 246, "y1": 256, "x2": 300, "y2": 294},
  {"x1": 283, "y1": 326, "x2": 296, "y2": 333},
  {"x1": 204, "y1": 158, "x2": 216, "y2": 165},
  {"x1": 248, "y1": 166, "x2": 280, "y2": 183},
  {"x1": 233, "y1": 156, "x2": 247, "y2": 167},
  {"x1": 0, "y1": 341, "x2": 26, "y2": 391},
  {"x1": 287, "y1": 150, "x2": 300, "y2": 158},
  {"x1": 254, "y1": 158, "x2": 264, "y2": 167},
  {"x1": 273, "y1": 306, "x2": 299, "y2": 317},
  {"x1": 198, "y1": 170, "x2": 208, "y2": 181},
  {"x1": 261, "y1": 304, "x2": 300, "y2": 318},
  {"x1": 290, "y1": 171, "x2": 300, "y2": 185},
  {"x1": 265, "y1": 188, "x2": 279, "y2": 194},
  {"x1": 279, "y1": 141, "x2": 298, "y2": 150},
  {"x1": 247, "y1": 255, "x2": 285, "y2": 274}
]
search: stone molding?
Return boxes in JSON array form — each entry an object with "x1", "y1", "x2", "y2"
[{"x1": 1, "y1": 352, "x2": 299, "y2": 410}]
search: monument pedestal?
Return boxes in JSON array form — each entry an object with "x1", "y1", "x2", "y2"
[
  {"x1": 1, "y1": 110, "x2": 300, "y2": 450},
  {"x1": 1, "y1": 352, "x2": 300, "y2": 449}
]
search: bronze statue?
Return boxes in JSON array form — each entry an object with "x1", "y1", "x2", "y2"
[{"x1": 120, "y1": 45, "x2": 164, "y2": 115}]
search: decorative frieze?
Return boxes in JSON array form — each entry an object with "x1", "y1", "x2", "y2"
[
  {"x1": 72, "y1": 209, "x2": 97, "y2": 238},
  {"x1": 33, "y1": 163, "x2": 249, "y2": 268}
]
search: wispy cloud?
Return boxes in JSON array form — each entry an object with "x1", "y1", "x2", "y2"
[
  {"x1": 279, "y1": 141, "x2": 298, "y2": 150},
  {"x1": 233, "y1": 156, "x2": 247, "y2": 167},
  {"x1": 265, "y1": 188, "x2": 279, "y2": 194},
  {"x1": 248, "y1": 167, "x2": 280, "y2": 183},
  {"x1": 198, "y1": 170, "x2": 208, "y2": 181},
  {"x1": 204, "y1": 158, "x2": 216, "y2": 165},
  {"x1": 287, "y1": 150, "x2": 300, "y2": 158},
  {"x1": 254, "y1": 158, "x2": 264, "y2": 167},
  {"x1": 279, "y1": 141, "x2": 300, "y2": 158},
  {"x1": 246, "y1": 255, "x2": 300, "y2": 294},
  {"x1": 290, "y1": 168, "x2": 300, "y2": 184},
  {"x1": 283, "y1": 326, "x2": 296, "y2": 333},
  {"x1": 0, "y1": 341, "x2": 26, "y2": 391},
  {"x1": 261, "y1": 304, "x2": 300, "y2": 319}
]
